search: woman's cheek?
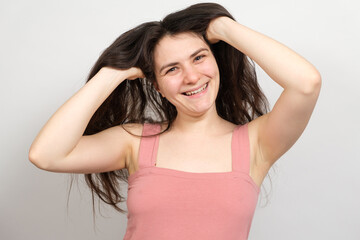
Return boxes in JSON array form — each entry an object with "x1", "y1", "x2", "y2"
[
  {"x1": 163, "y1": 76, "x2": 183, "y2": 95},
  {"x1": 201, "y1": 63, "x2": 218, "y2": 78}
]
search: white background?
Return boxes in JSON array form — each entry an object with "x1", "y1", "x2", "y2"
[{"x1": 1, "y1": 0, "x2": 359, "y2": 239}]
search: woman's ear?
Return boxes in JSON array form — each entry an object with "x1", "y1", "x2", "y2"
[{"x1": 153, "y1": 81, "x2": 165, "y2": 98}]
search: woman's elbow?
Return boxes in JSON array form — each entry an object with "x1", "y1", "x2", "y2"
[
  {"x1": 28, "y1": 149, "x2": 51, "y2": 171},
  {"x1": 302, "y1": 70, "x2": 322, "y2": 95}
]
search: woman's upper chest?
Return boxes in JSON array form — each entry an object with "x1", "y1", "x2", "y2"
[
  {"x1": 127, "y1": 122, "x2": 264, "y2": 188},
  {"x1": 155, "y1": 129, "x2": 234, "y2": 173}
]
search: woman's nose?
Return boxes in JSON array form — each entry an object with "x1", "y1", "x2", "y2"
[{"x1": 183, "y1": 65, "x2": 200, "y2": 84}]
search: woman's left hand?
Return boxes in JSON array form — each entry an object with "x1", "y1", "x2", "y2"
[{"x1": 206, "y1": 16, "x2": 233, "y2": 44}]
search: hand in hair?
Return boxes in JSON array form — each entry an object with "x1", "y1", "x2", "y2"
[
  {"x1": 124, "y1": 67, "x2": 145, "y2": 80},
  {"x1": 101, "y1": 66, "x2": 145, "y2": 81},
  {"x1": 206, "y1": 16, "x2": 234, "y2": 44}
]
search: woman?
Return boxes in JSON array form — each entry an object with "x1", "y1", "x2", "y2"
[{"x1": 29, "y1": 3, "x2": 321, "y2": 240}]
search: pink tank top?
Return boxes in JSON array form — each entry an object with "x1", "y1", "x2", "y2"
[{"x1": 123, "y1": 123, "x2": 259, "y2": 240}]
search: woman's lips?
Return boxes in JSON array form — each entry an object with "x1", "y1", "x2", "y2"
[{"x1": 183, "y1": 83, "x2": 208, "y2": 96}]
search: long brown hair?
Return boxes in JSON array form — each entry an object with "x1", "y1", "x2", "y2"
[{"x1": 81, "y1": 3, "x2": 269, "y2": 214}]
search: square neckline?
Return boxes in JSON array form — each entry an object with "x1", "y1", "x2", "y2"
[
  {"x1": 151, "y1": 124, "x2": 241, "y2": 175},
  {"x1": 128, "y1": 123, "x2": 260, "y2": 193}
]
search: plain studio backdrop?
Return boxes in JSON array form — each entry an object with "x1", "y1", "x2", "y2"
[{"x1": 1, "y1": 0, "x2": 359, "y2": 239}]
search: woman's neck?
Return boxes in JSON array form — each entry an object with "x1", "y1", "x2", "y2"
[{"x1": 171, "y1": 107, "x2": 229, "y2": 136}]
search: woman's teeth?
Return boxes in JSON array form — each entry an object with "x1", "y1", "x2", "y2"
[{"x1": 184, "y1": 83, "x2": 208, "y2": 96}]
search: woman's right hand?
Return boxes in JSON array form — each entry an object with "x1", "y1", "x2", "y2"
[
  {"x1": 101, "y1": 66, "x2": 145, "y2": 81},
  {"x1": 125, "y1": 67, "x2": 145, "y2": 80}
]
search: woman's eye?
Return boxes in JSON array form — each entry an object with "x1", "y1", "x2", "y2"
[
  {"x1": 166, "y1": 67, "x2": 177, "y2": 74},
  {"x1": 194, "y1": 55, "x2": 205, "y2": 61}
]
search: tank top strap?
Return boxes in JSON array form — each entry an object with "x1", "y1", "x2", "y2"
[
  {"x1": 138, "y1": 123, "x2": 161, "y2": 169},
  {"x1": 231, "y1": 123, "x2": 251, "y2": 174}
]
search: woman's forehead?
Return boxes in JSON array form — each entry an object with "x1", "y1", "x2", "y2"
[
  {"x1": 154, "y1": 32, "x2": 209, "y2": 65},
  {"x1": 156, "y1": 32, "x2": 206, "y2": 49}
]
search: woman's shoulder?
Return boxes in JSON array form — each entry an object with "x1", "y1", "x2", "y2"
[
  {"x1": 122, "y1": 122, "x2": 166, "y2": 174},
  {"x1": 120, "y1": 122, "x2": 168, "y2": 137},
  {"x1": 119, "y1": 123, "x2": 144, "y2": 137},
  {"x1": 143, "y1": 122, "x2": 169, "y2": 133}
]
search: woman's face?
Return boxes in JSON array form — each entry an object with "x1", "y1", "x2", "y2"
[{"x1": 154, "y1": 32, "x2": 220, "y2": 117}]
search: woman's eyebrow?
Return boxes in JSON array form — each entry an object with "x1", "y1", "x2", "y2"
[
  {"x1": 159, "y1": 48, "x2": 209, "y2": 73},
  {"x1": 190, "y1": 47, "x2": 208, "y2": 58}
]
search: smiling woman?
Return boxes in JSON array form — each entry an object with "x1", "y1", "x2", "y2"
[
  {"x1": 28, "y1": 2, "x2": 321, "y2": 240},
  {"x1": 153, "y1": 33, "x2": 220, "y2": 116}
]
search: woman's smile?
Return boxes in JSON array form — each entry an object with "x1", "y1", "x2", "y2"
[{"x1": 183, "y1": 82, "x2": 209, "y2": 97}]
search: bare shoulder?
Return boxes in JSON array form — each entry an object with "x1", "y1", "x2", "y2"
[{"x1": 121, "y1": 122, "x2": 144, "y2": 136}]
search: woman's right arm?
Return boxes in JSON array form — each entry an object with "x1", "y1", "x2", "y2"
[{"x1": 28, "y1": 67, "x2": 144, "y2": 174}]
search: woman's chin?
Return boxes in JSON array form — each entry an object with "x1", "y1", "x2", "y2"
[{"x1": 179, "y1": 102, "x2": 216, "y2": 117}]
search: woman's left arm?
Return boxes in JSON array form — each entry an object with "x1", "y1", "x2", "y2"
[{"x1": 207, "y1": 17, "x2": 322, "y2": 167}]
